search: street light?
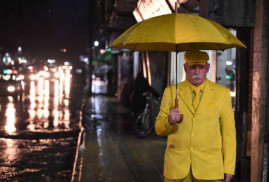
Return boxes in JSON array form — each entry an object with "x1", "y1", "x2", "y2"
[
  {"x1": 18, "y1": 46, "x2": 22, "y2": 52},
  {"x1": 94, "y1": 41, "x2": 99, "y2": 47}
]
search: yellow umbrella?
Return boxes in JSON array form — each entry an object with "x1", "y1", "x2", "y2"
[
  {"x1": 109, "y1": 13, "x2": 246, "y2": 51},
  {"x1": 109, "y1": 13, "x2": 246, "y2": 110}
]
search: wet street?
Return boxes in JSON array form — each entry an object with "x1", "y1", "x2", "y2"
[
  {"x1": 0, "y1": 69, "x2": 167, "y2": 181},
  {"x1": 72, "y1": 95, "x2": 167, "y2": 182},
  {"x1": 0, "y1": 137, "x2": 77, "y2": 181},
  {"x1": 0, "y1": 69, "x2": 83, "y2": 181}
]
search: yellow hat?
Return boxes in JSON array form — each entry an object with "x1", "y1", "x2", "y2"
[{"x1": 184, "y1": 50, "x2": 209, "y2": 65}]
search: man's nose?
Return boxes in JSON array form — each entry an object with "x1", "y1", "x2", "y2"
[{"x1": 195, "y1": 67, "x2": 200, "y2": 74}]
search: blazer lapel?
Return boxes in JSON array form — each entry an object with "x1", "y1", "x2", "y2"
[
  {"x1": 178, "y1": 81, "x2": 195, "y2": 115},
  {"x1": 196, "y1": 80, "x2": 214, "y2": 114}
]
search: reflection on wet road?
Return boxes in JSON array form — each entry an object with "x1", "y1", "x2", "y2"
[
  {"x1": 0, "y1": 68, "x2": 80, "y2": 136},
  {"x1": 0, "y1": 137, "x2": 77, "y2": 181},
  {"x1": 0, "y1": 69, "x2": 84, "y2": 181}
]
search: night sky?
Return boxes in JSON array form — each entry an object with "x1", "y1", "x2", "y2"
[{"x1": 0, "y1": 0, "x2": 100, "y2": 63}]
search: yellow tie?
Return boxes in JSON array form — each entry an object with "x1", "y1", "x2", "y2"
[{"x1": 193, "y1": 87, "x2": 201, "y2": 111}]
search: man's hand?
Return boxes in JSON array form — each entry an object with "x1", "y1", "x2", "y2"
[
  {"x1": 168, "y1": 108, "x2": 180, "y2": 125},
  {"x1": 223, "y1": 174, "x2": 233, "y2": 182}
]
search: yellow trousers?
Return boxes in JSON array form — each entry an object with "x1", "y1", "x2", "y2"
[{"x1": 164, "y1": 170, "x2": 222, "y2": 182}]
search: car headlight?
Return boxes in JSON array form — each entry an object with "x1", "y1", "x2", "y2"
[
  {"x1": 54, "y1": 72, "x2": 60, "y2": 78},
  {"x1": 17, "y1": 75, "x2": 25, "y2": 81},
  {"x1": 30, "y1": 74, "x2": 37, "y2": 80},
  {"x1": 7, "y1": 86, "x2": 15, "y2": 92},
  {"x1": 45, "y1": 72, "x2": 50, "y2": 78}
]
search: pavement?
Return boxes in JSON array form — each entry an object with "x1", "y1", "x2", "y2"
[{"x1": 71, "y1": 94, "x2": 167, "y2": 182}]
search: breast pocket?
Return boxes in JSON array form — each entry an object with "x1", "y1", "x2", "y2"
[
  {"x1": 206, "y1": 101, "x2": 219, "y2": 109},
  {"x1": 206, "y1": 102, "x2": 220, "y2": 119}
]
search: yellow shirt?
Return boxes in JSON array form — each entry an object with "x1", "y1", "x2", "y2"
[{"x1": 186, "y1": 78, "x2": 207, "y2": 105}]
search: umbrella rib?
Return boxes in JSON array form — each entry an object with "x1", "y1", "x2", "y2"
[
  {"x1": 134, "y1": 43, "x2": 138, "y2": 51},
  {"x1": 217, "y1": 43, "x2": 224, "y2": 51}
]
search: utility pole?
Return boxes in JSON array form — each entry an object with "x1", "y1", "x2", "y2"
[
  {"x1": 88, "y1": 0, "x2": 93, "y2": 96},
  {"x1": 251, "y1": 0, "x2": 269, "y2": 181}
]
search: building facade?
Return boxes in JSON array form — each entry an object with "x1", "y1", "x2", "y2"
[{"x1": 96, "y1": 0, "x2": 269, "y2": 181}]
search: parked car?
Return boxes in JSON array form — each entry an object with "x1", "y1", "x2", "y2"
[{"x1": 0, "y1": 69, "x2": 23, "y2": 101}]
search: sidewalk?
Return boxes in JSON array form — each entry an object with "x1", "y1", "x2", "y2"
[{"x1": 71, "y1": 94, "x2": 167, "y2": 182}]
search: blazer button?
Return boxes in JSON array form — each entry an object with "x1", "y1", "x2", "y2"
[{"x1": 193, "y1": 118, "x2": 197, "y2": 122}]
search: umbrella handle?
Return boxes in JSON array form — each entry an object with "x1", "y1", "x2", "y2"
[{"x1": 175, "y1": 98, "x2": 184, "y2": 123}]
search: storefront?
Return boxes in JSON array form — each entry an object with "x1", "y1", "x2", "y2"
[{"x1": 106, "y1": 0, "x2": 268, "y2": 181}]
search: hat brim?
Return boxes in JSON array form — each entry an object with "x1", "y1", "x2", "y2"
[{"x1": 186, "y1": 62, "x2": 208, "y2": 66}]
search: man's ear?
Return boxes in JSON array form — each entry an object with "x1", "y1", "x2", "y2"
[
  {"x1": 183, "y1": 63, "x2": 187, "y2": 72},
  {"x1": 206, "y1": 63, "x2": 210, "y2": 73}
]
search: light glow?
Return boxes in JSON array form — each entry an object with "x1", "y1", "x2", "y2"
[
  {"x1": 4, "y1": 102, "x2": 16, "y2": 134},
  {"x1": 94, "y1": 41, "x2": 99, "y2": 47},
  {"x1": 7, "y1": 86, "x2": 15, "y2": 92},
  {"x1": 226, "y1": 60, "x2": 233, "y2": 65}
]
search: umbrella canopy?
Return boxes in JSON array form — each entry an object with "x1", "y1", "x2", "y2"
[
  {"x1": 109, "y1": 13, "x2": 246, "y2": 52},
  {"x1": 109, "y1": 13, "x2": 246, "y2": 110}
]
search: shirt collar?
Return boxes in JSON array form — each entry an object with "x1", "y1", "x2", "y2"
[{"x1": 186, "y1": 78, "x2": 207, "y2": 93}]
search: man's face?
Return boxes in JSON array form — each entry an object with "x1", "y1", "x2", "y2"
[{"x1": 184, "y1": 63, "x2": 210, "y2": 86}]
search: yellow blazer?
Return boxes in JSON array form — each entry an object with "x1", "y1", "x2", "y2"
[{"x1": 155, "y1": 80, "x2": 236, "y2": 180}]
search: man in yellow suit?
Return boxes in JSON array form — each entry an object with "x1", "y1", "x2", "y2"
[{"x1": 155, "y1": 50, "x2": 236, "y2": 182}]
